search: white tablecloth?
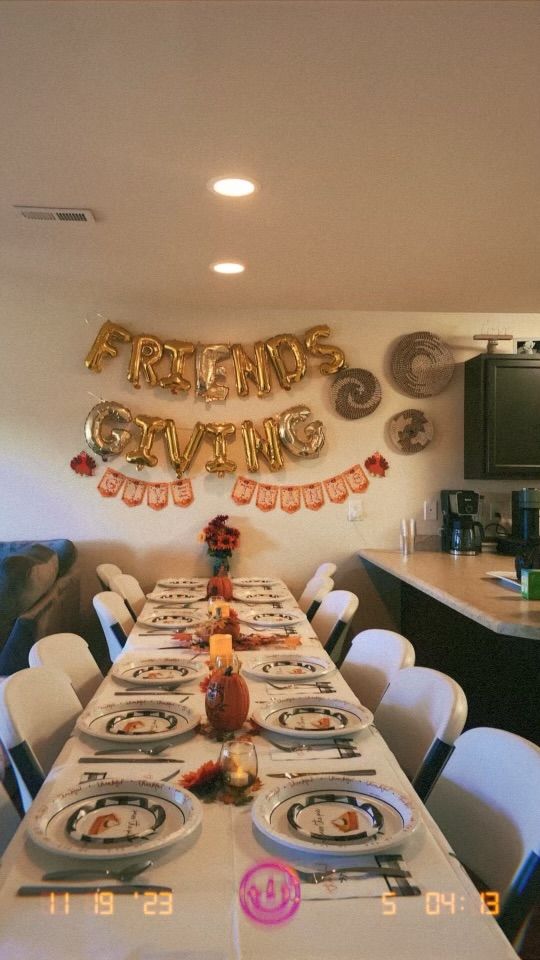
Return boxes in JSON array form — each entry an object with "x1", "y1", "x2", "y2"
[{"x1": 0, "y1": 579, "x2": 518, "y2": 959}]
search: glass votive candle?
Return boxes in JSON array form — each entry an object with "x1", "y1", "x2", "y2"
[
  {"x1": 209, "y1": 633, "x2": 233, "y2": 667},
  {"x1": 219, "y1": 740, "x2": 258, "y2": 791},
  {"x1": 208, "y1": 595, "x2": 230, "y2": 619}
]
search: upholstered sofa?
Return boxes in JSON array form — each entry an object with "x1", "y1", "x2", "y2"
[{"x1": 0, "y1": 540, "x2": 80, "y2": 675}]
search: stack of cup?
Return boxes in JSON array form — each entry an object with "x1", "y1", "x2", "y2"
[{"x1": 400, "y1": 518, "x2": 416, "y2": 555}]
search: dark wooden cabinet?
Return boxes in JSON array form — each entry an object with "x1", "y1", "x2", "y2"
[{"x1": 464, "y1": 353, "x2": 540, "y2": 478}]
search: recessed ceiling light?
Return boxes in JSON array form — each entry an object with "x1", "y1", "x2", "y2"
[
  {"x1": 210, "y1": 261, "x2": 246, "y2": 275},
  {"x1": 208, "y1": 177, "x2": 258, "y2": 197}
]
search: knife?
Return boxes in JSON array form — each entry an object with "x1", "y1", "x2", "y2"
[
  {"x1": 265, "y1": 768, "x2": 376, "y2": 778},
  {"x1": 17, "y1": 884, "x2": 172, "y2": 897},
  {"x1": 78, "y1": 757, "x2": 184, "y2": 764}
]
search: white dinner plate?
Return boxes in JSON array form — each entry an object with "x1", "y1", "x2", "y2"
[
  {"x1": 242, "y1": 655, "x2": 335, "y2": 682},
  {"x1": 252, "y1": 776, "x2": 418, "y2": 857},
  {"x1": 76, "y1": 698, "x2": 200, "y2": 742},
  {"x1": 28, "y1": 778, "x2": 202, "y2": 859},
  {"x1": 485, "y1": 570, "x2": 520, "y2": 589},
  {"x1": 253, "y1": 696, "x2": 373, "y2": 738},
  {"x1": 146, "y1": 589, "x2": 207, "y2": 603},
  {"x1": 138, "y1": 610, "x2": 204, "y2": 629},
  {"x1": 156, "y1": 578, "x2": 206, "y2": 588},
  {"x1": 237, "y1": 609, "x2": 304, "y2": 627},
  {"x1": 111, "y1": 658, "x2": 205, "y2": 687},
  {"x1": 233, "y1": 589, "x2": 290, "y2": 603},
  {"x1": 232, "y1": 577, "x2": 279, "y2": 587}
]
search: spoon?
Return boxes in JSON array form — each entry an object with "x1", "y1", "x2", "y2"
[
  {"x1": 42, "y1": 859, "x2": 153, "y2": 883},
  {"x1": 94, "y1": 743, "x2": 173, "y2": 756}
]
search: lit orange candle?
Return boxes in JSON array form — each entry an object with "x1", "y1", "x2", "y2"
[{"x1": 209, "y1": 633, "x2": 233, "y2": 667}]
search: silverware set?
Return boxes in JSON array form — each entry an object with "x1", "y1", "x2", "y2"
[{"x1": 265, "y1": 768, "x2": 376, "y2": 779}]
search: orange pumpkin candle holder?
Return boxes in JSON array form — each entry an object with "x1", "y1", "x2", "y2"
[{"x1": 205, "y1": 656, "x2": 250, "y2": 732}]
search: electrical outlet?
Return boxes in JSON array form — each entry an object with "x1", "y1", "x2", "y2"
[
  {"x1": 347, "y1": 499, "x2": 364, "y2": 521},
  {"x1": 423, "y1": 499, "x2": 438, "y2": 521}
]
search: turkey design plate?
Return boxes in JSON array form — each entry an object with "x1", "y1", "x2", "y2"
[
  {"x1": 111, "y1": 658, "x2": 205, "y2": 687},
  {"x1": 253, "y1": 697, "x2": 373, "y2": 738},
  {"x1": 28, "y1": 779, "x2": 202, "y2": 858},
  {"x1": 138, "y1": 611, "x2": 204, "y2": 629},
  {"x1": 237, "y1": 609, "x2": 304, "y2": 627},
  {"x1": 76, "y1": 698, "x2": 200, "y2": 741},
  {"x1": 146, "y1": 589, "x2": 206, "y2": 603},
  {"x1": 242, "y1": 656, "x2": 335, "y2": 682},
  {"x1": 234, "y1": 589, "x2": 290, "y2": 603},
  {"x1": 252, "y1": 776, "x2": 418, "y2": 856}
]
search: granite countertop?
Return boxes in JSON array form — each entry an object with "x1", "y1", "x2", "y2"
[{"x1": 357, "y1": 549, "x2": 540, "y2": 641}]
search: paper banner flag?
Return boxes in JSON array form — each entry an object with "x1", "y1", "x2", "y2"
[
  {"x1": 232, "y1": 476, "x2": 257, "y2": 505},
  {"x1": 324, "y1": 474, "x2": 349, "y2": 503},
  {"x1": 97, "y1": 468, "x2": 125, "y2": 498},
  {"x1": 343, "y1": 464, "x2": 369, "y2": 492},
  {"x1": 171, "y1": 478, "x2": 193, "y2": 506},
  {"x1": 302, "y1": 482, "x2": 325, "y2": 511},
  {"x1": 256, "y1": 484, "x2": 278, "y2": 512},
  {"x1": 280, "y1": 486, "x2": 302, "y2": 513},
  {"x1": 122, "y1": 477, "x2": 147, "y2": 507},
  {"x1": 147, "y1": 482, "x2": 169, "y2": 510}
]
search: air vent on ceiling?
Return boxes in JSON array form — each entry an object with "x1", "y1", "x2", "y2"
[{"x1": 14, "y1": 206, "x2": 95, "y2": 223}]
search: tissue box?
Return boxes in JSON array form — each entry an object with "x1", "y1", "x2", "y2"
[{"x1": 520, "y1": 569, "x2": 540, "y2": 600}]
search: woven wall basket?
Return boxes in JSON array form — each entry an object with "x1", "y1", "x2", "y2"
[
  {"x1": 390, "y1": 331, "x2": 454, "y2": 397},
  {"x1": 389, "y1": 408, "x2": 434, "y2": 454},
  {"x1": 331, "y1": 368, "x2": 382, "y2": 419}
]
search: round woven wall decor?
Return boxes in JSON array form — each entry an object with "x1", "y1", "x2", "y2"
[
  {"x1": 389, "y1": 408, "x2": 434, "y2": 455},
  {"x1": 390, "y1": 331, "x2": 454, "y2": 397},
  {"x1": 331, "y1": 368, "x2": 382, "y2": 419}
]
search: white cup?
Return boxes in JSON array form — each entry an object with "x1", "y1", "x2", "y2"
[{"x1": 400, "y1": 518, "x2": 416, "y2": 555}]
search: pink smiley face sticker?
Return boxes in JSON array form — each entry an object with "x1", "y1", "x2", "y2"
[{"x1": 239, "y1": 861, "x2": 301, "y2": 925}]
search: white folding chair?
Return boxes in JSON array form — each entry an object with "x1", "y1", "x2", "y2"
[
  {"x1": 374, "y1": 666, "x2": 468, "y2": 801},
  {"x1": 93, "y1": 591, "x2": 134, "y2": 662},
  {"x1": 109, "y1": 572, "x2": 146, "y2": 619},
  {"x1": 427, "y1": 727, "x2": 540, "y2": 948},
  {"x1": 298, "y1": 576, "x2": 334, "y2": 620},
  {"x1": 310, "y1": 589, "x2": 359, "y2": 662},
  {"x1": 312, "y1": 562, "x2": 337, "y2": 580},
  {"x1": 96, "y1": 562, "x2": 122, "y2": 590},
  {"x1": 340, "y1": 629, "x2": 416, "y2": 712},
  {"x1": 29, "y1": 633, "x2": 103, "y2": 707},
  {"x1": 0, "y1": 667, "x2": 82, "y2": 812},
  {"x1": 0, "y1": 778, "x2": 20, "y2": 856}
]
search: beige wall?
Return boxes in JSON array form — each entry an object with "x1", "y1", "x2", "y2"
[{"x1": 2, "y1": 281, "x2": 539, "y2": 641}]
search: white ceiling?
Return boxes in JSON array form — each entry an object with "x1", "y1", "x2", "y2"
[{"x1": 1, "y1": 0, "x2": 539, "y2": 313}]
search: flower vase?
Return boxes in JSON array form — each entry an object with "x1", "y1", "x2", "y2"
[{"x1": 212, "y1": 557, "x2": 230, "y2": 577}]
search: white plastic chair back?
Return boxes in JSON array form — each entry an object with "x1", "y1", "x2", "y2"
[
  {"x1": 340, "y1": 629, "x2": 416, "y2": 712},
  {"x1": 96, "y1": 562, "x2": 122, "y2": 590},
  {"x1": 374, "y1": 666, "x2": 468, "y2": 801},
  {"x1": 29, "y1": 633, "x2": 103, "y2": 707},
  {"x1": 310, "y1": 590, "x2": 359, "y2": 659},
  {"x1": 298, "y1": 576, "x2": 334, "y2": 618},
  {"x1": 313, "y1": 562, "x2": 337, "y2": 580},
  {"x1": 0, "y1": 779, "x2": 20, "y2": 856},
  {"x1": 93, "y1": 591, "x2": 134, "y2": 661},
  {"x1": 427, "y1": 727, "x2": 540, "y2": 945},
  {"x1": 0, "y1": 667, "x2": 82, "y2": 812},
  {"x1": 110, "y1": 573, "x2": 146, "y2": 618}
]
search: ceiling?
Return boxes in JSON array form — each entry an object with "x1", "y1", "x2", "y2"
[{"x1": 1, "y1": 0, "x2": 539, "y2": 313}]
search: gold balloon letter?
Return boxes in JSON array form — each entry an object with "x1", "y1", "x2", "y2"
[
  {"x1": 241, "y1": 419, "x2": 284, "y2": 473},
  {"x1": 265, "y1": 334, "x2": 307, "y2": 390},
  {"x1": 159, "y1": 341, "x2": 195, "y2": 394},
  {"x1": 127, "y1": 335, "x2": 164, "y2": 389},
  {"x1": 163, "y1": 419, "x2": 206, "y2": 477},
  {"x1": 195, "y1": 343, "x2": 230, "y2": 403},
  {"x1": 125, "y1": 414, "x2": 167, "y2": 469},
  {"x1": 278, "y1": 405, "x2": 325, "y2": 459},
  {"x1": 304, "y1": 324, "x2": 346, "y2": 375},
  {"x1": 85, "y1": 321, "x2": 132, "y2": 372},
  {"x1": 84, "y1": 401, "x2": 132, "y2": 458},
  {"x1": 231, "y1": 342, "x2": 271, "y2": 397},
  {"x1": 204, "y1": 422, "x2": 237, "y2": 477}
]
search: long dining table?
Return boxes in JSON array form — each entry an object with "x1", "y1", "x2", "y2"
[{"x1": 0, "y1": 576, "x2": 520, "y2": 960}]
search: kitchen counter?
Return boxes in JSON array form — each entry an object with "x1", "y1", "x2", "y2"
[
  {"x1": 357, "y1": 549, "x2": 540, "y2": 641},
  {"x1": 355, "y1": 549, "x2": 539, "y2": 743}
]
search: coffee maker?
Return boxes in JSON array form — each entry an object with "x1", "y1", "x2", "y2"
[{"x1": 440, "y1": 490, "x2": 484, "y2": 555}]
